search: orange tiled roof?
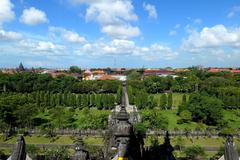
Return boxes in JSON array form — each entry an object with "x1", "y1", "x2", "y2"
[
  {"x1": 208, "y1": 68, "x2": 231, "y2": 73},
  {"x1": 231, "y1": 70, "x2": 240, "y2": 73},
  {"x1": 93, "y1": 70, "x2": 106, "y2": 75},
  {"x1": 98, "y1": 75, "x2": 117, "y2": 80}
]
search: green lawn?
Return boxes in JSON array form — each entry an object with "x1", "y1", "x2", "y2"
[
  {"x1": 140, "y1": 109, "x2": 240, "y2": 130},
  {"x1": 0, "y1": 135, "x2": 103, "y2": 145}
]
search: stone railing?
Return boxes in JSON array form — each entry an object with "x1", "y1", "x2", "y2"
[{"x1": 2, "y1": 128, "x2": 240, "y2": 137}]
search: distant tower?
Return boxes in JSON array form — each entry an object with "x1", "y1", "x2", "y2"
[{"x1": 18, "y1": 62, "x2": 25, "y2": 72}]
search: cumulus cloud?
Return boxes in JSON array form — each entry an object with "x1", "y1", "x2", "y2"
[
  {"x1": 137, "y1": 44, "x2": 178, "y2": 61},
  {"x1": 70, "y1": 0, "x2": 140, "y2": 39},
  {"x1": 181, "y1": 24, "x2": 240, "y2": 53},
  {"x1": 20, "y1": 7, "x2": 48, "y2": 25},
  {"x1": 0, "y1": 29, "x2": 22, "y2": 41},
  {"x1": 143, "y1": 2, "x2": 158, "y2": 19},
  {"x1": 0, "y1": 0, "x2": 15, "y2": 26},
  {"x1": 49, "y1": 26, "x2": 87, "y2": 44},
  {"x1": 19, "y1": 39, "x2": 66, "y2": 55},
  {"x1": 101, "y1": 24, "x2": 140, "y2": 39},
  {"x1": 169, "y1": 30, "x2": 177, "y2": 36},
  {"x1": 76, "y1": 39, "x2": 177, "y2": 61},
  {"x1": 227, "y1": 6, "x2": 240, "y2": 18}
]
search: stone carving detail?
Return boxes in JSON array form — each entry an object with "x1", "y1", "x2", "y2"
[
  {"x1": 72, "y1": 137, "x2": 90, "y2": 160},
  {"x1": 8, "y1": 135, "x2": 32, "y2": 160},
  {"x1": 224, "y1": 135, "x2": 239, "y2": 160}
]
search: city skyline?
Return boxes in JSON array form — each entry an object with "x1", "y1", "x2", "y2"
[{"x1": 0, "y1": 0, "x2": 240, "y2": 68}]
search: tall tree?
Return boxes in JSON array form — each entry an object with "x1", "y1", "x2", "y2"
[
  {"x1": 167, "y1": 93, "x2": 173, "y2": 109},
  {"x1": 160, "y1": 94, "x2": 167, "y2": 110}
]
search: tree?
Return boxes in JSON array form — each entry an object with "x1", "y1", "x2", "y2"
[
  {"x1": 76, "y1": 94, "x2": 81, "y2": 108},
  {"x1": 127, "y1": 86, "x2": 134, "y2": 105},
  {"x1": 95, "y1": 94, "x2": 102, "y2": 109},
  {"x1": 147, "y1": 95, "x2": 157, "y2": 109},
  {"x1": 90, "y1": 94, "x2": 95, "y2": 107},
  {"x1": 182, "y1": 94, "x2": 187, "y2": 105},
  {"x1": 167, "y1": 93, "x2": 173, "y2": 109},
  {"x1": 127, "y1": 71, "x2": 141, "y2": 80},
  {"x1": 135, "y1": 90, "x2": 148, "y2": 109},
  {"x1": 116, "y1": 86, "x2": 122, "y2": 104},
  {"x1": 50, "y1": 106, "x2": 65, "y2": 129},
  {"x1": 160, "y1": 94, "x2": 167, "y2": 110},
  {"x1": 81, "y1": 94, "x2": 88, "y2": 108},
  {"x1": 142, "y1": 110, "x2": 169, "y2": 129},
  {"x1": 186, "y1": 93, "x2": 223, "y2": 125},
  {"x1": 69, "y1": 66, "x2": 82, "y2": 74}
]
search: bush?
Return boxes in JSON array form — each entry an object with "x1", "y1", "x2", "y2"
[
  {"x1": 141, "y1": 110, "x2": 169, "y2": 130},
  {"x1": 26, "y1": 144, "x2": 39, "y2": 158},
  {"x1": 178, "y1": 110, "x2": 192, "y2": 124},
  {"x1": 133, "y1": 123, "x2": 147, "y2": 136},
  {"x1": 184, "y1": 145, "x2": 205, "y2": 160},
  {"x1": 44, "y1": 147, "x2": 70, "y2": 160}
]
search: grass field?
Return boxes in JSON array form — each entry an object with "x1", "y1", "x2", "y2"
[
  {"x1": 0, "y1": 135, "x2": 104, "y2": 145},
  {"x1": 140, "y1": 109, "x2": 240, "y2": 130}
]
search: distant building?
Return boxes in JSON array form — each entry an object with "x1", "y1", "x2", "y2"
[
  {"x1": 144, "y1": 69, "x2": 177, "y2": 78},
  {"x1": 208, "y1": 68, "x2": 240, "y2": 74},
  {"x1": 93, "y1": 70, "x2": 106, "y2": 76},
  {"x1": 83, "y1": 70, "x2": 93, "y2": 80},
  {"x1": 208, "y1": 68, "x2": 231, "y2": 73},
  {"x1": 1, "y1": 68, "x2": 17, "y2": 74},
  {"x1": 231, "y1": 70, "x2": 240, "y2": 74},
  {"x1": 174, "y1": 68, "x2": 190, "y2": 73},
  {"x1": 94, "y1": 75, "x2": 127, "y2": 81},
  {"x1": 48, "y1": 72, "x2": 69, "y2": 78}
]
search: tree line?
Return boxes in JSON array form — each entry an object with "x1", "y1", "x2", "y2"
[{"x1": 0, "y1": 72, "x2": 121, "y2": 93}]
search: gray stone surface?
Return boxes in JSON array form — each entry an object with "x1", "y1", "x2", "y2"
[
  {"x1": 7, "y1": 135, "x2": 32, "y2": 160},
  {"x1": 224, "y1": 136, "x2": 239, "y2": 160}
]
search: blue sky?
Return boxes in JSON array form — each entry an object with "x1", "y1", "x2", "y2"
[{"x1": 0, "y1": 0, "x2": 240, "y2": 68}]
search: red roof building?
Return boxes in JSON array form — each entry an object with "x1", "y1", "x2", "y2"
[
  {"x1": 98, "y1": 75, "x2": 117, "y2": 80},
  {"x1": 208, "y1": 68, "x2": 231, "y2": 73},
  {"x1": 231, "y1": 70, "x2": 240, "y2": 74},
  {"x1": 144, "y1": 69, "x2": 175, "y2": 76}
]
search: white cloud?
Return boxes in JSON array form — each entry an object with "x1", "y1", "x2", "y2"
[
  {"x1": 20, "y1": 7, "x2": 48, "y2": 25},
  {"x1": 101, "y1": 24, "x2": 140, "y2": 39},
  {"x1": 70, "y1": 0, "x2": 140, "y2": 39},
  {"x1": 137, "y1": 44, "x2": 178, "y2": 61},
  {"x1": 143, "y1": 2, "x2": 158, "y2": 19},
  {"x1": 19, "y1": 39, "x2": 66, "y2": 55},
  {"x1": 181, "y1": 24, "x2": 240, "y2": 53},
  {"x1": 0, "y1": 0, "x2": 15, "y2": 26},
  {"x1": 0, "y1": 29, "x2": 22, "y2": 41},
  {"x1": 193, "y1": 18, "x2": 202, "y2": 25},
  {"x1": 76, "y1": 39, "x2": 177, "y2": 61},
  {"x1": 169, "y1": 30, "x2": 177, "y2": 36},
  {"x1": 175, "y1": 24, "x2": 181, "y2": 29},
  {"x1": 49, "y1": 26, "x2": 87, "y2": 44},
  {"x1": 227, "y1": 6, "x2": 240, "y2": 18}
]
